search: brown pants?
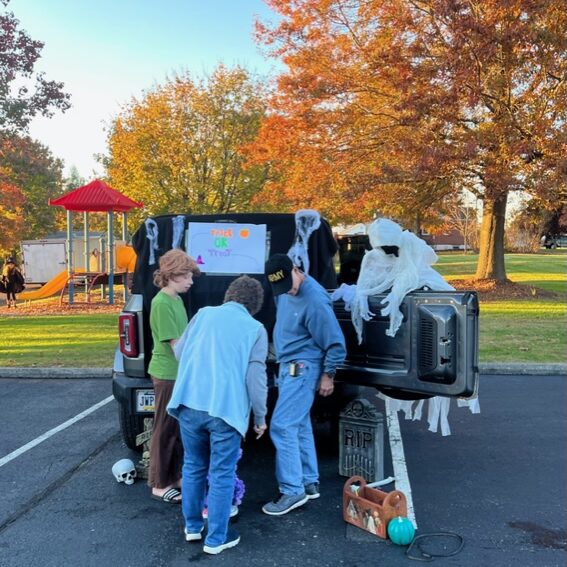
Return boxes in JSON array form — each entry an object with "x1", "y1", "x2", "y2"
[{"x1": 148, "y1": 378, "x2": 183, "y2": 489}]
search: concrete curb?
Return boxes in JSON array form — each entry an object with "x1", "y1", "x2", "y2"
[
  {"x1": 0, "y1": 364, "x2": 565, "y2": 379},
  {"x1": 478, "y1": 363, "x2": 567, "y2": 376},
  {"x1": 0, "y1": 367, "x2": 112, "y2": 379}
]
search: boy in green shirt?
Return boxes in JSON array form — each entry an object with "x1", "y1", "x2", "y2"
[{"x1": 148, "y1": 249, "x2": 200, "y2": 503}]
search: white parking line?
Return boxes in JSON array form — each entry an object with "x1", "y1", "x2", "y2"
[
  {"x1": 0, "y1": 396, "x2": 114, "y2": 469},
  {"x1": 385, "y1": 397, "x2": 417, "y2": 528}
]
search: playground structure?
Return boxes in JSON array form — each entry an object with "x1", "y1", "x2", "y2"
[
  {"x1": 21, "y1": 232, "x2": 118, "y2": 284},
  {"x1": 45, "y1": 179, "x2": 142, "y2": 305},
  {"x1": 18, "y1": 245, "x2": 137, "y2": 304}
]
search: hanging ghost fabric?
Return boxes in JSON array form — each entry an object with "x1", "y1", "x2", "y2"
[
  {"x1": 144, "y1": 219, "x2": 159, "y2": 266},
  {"x1": 287, "y1": 209, "x2": 321, "y2": 274},
  {"x1": 171, "y1": 215, "x2": 185, "y2": 249}
]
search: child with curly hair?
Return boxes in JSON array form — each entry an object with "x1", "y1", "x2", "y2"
[{"x1": 148, "y1": 249, "x2": 200, "y2": 504}]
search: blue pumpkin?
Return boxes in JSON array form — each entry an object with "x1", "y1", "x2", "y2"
[{"x1": 387, "y1": 516, "x2": 415, "y2": 545}]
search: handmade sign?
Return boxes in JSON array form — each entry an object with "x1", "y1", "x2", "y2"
[{"x1": 186, "y1": 222, "x2": 267, "y2": 274}]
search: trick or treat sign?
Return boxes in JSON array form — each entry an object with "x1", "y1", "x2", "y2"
[{"x1": 186, "y1": 222, "x2": 267, "y2": 274}]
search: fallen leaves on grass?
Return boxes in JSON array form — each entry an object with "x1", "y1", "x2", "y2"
[
  {"x1": 1, "y1": 297, "x2": 124, "y2": 317},
  {"x1": 0, "y1": 279, "x2": 561, "y2": 316},
  {"x1": 450, "y1": 278, "x2": 560, "y2": 301}
]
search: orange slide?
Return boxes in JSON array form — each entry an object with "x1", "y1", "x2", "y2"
[{"x1": 18, "y1": 269, "x2": 84, "y2": 301}]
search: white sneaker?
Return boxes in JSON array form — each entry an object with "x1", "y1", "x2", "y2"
[{"x1": 184, "y1": 526, "x2": 203, "y2": 542}]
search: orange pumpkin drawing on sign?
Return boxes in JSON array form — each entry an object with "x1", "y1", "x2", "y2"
[{"x1": 239, "y1": 228, "x2": 250, "y2": 239}]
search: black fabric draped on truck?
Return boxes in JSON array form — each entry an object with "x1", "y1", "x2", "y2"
[{"x1": 130, "y1": 212, "x2": 338, "y2": 373}]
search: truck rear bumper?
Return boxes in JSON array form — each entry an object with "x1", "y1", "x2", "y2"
[
  {"x1": 112, "y1": 370, "x2": 363, "y2": 417},
  {"x1": 112, "y1": 371, "x2": 153, "y2": 414}
]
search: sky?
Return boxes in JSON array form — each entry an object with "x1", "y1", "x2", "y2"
[{"x1": 10, "y1": 0, "x2": 281, "y2": 179}]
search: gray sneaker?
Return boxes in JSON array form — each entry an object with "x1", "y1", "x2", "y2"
[
  {"x1": 304, "y1": 482, "x2": 320, "y2": 500},
  {"x1": 262, "y1": 492, "x2": 308, "y2": 516}
]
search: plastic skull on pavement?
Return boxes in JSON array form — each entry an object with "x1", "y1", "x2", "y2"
[{"x1": 112, "y1": 458, "x2": 137, "y2": 485}]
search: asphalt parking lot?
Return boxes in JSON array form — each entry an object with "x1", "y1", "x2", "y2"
[{"x1": 0, "y1": 374, "x2": 565, "y2": 566}]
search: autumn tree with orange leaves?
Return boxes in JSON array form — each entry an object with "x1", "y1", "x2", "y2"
[
  {"x1": 0, "y1": 175, "x2": 24, "y2": 254},
  {"x1": 252, "y1": 0, "x2": 567, "y2": 281},
  {"x1": 105, "y1": 65, "x2": 269, "y2": 226}
]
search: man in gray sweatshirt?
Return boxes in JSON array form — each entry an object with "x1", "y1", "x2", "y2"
[{"x1": 263, "y1": 253, "x2": 346, "y2": 516}]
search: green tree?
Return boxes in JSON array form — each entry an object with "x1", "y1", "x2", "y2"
[
  {"x1": 105, "y1": 65, "x2": 269, "y2": 225},
  {"x1": 64, "y1": 166, "x2": 86, "y2": 192},
  {"x1": 509, "y1": 199, "x2": 566, "y2": 251},
  {"x1": 0, "y1": 0, "x2": 70, "y2": 132}
]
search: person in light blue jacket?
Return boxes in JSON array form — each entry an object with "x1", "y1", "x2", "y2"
[
  {"x1": 263, "y1": 253, "x2": 346, "y2": 516},
  {"x1": 167, "y1": 275, "x2": 268, "y2": 556}
]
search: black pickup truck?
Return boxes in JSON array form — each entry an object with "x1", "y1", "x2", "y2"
[{"x1": 113, "y1": 213, "x2": 479, "y2": 450}]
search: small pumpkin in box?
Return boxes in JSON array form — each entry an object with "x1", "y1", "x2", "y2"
[{"x1": 387, "y1": 516, "x2": 415, "y2": 545}]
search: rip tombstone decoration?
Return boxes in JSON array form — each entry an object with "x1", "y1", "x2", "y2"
[{"x1": 339, "y1": 398, "x2": 384, "y2": 482}]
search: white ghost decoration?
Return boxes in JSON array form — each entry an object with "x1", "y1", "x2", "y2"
[
  {"x1": 350, "y1": 218, "x2": 454, "y2": 341},
  {"x1": 330, "y1": 217, "x2": 479, "y2": 436}
]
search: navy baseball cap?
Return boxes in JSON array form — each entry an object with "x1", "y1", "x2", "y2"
[{"x1": 265, "y1": 253, "x2": 293, "y2": 296}]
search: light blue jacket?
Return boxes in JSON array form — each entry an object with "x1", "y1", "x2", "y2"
[{"x1": 167, "y1": 302, "x2": 264, "y2": 437}]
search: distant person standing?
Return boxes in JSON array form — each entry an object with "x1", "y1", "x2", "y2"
[
  {"x1": 263, "y1": 253, "x2": 346, "y2": 515},
  {"x1": 148, "y1": 249, "x2": 201, "y2": 504},
  {"x1": 89, "y1": 248, "x2": 100, "y2": 272},
  {"x1": 1, "y1": 257, "x2": 25, "y2": 308}
]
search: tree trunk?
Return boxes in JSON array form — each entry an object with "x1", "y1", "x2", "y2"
[
  {"x1": 413, "y1": 211, "x2": 421, "y2": 234},
  {"x1": 475, "y1": 193, "x2": 508, "y2": 281}
]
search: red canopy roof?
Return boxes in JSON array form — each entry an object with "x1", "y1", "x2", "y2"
[{"x1": 49, "y1": 179, "x2": 143, "y2": 212}]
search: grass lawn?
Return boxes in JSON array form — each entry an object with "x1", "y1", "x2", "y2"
[
  {"x1": 436, "y1": 250, "x2": 567, "y2": 295},
  {"x1": 0, "y1": 314, "x2": 118, "y2": 367},
  {"x1": 437, "y1": 250, "x2": 566, "y2": 363},
  {"x1": 479, "y1": 301, "x2": 565, "y2": 363},
  {"x1": 0, "y1": 251, "x2": 565, "y2": 366}
]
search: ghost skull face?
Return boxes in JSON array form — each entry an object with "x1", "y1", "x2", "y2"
[
  {"x1": 368, "y1": 218, "x2": 403, "y2": 250},
  {"x1": 112, "y1": 458, "x2": 137, "y2": 485}
]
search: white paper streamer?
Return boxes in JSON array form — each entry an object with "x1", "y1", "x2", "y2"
[{"x1": 378, "y1": 393, "x2": 481, "y2": 437}]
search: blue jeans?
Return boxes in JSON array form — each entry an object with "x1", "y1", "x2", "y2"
[
  {"x1": 270, "y1": 360, "x2": 320, "y2": 495},
  {"x1": 177, "y1": 406, "x2": 241, "y2": 547}
]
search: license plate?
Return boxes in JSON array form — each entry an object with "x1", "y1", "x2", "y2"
[{"x1": 136, "y1": 389, "x2": 155, "y2": 412}]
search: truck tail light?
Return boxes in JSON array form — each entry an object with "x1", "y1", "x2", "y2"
[{"x1": 119, "y1": 313, "x2": 138, "y2": 358}]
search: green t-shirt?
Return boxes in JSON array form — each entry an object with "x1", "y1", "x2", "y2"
[{"x1": 147, "y1": 290, "x2": 188, "y2": 380}]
